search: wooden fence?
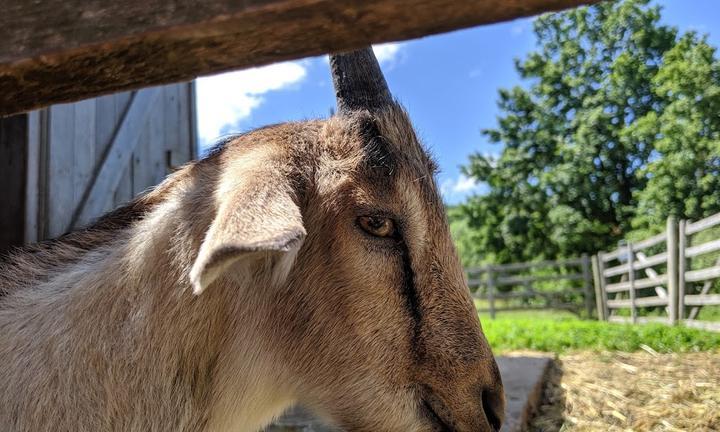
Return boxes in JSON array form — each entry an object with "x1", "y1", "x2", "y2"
[
  {"x1": 594, "y1": 213, "x2": 720, "y2": 331},
  {"x1": 594, "y1": 218, "x2": 678, "y2": 325},
  {"x1": 466, "y1": 255, "x2": 594, "y2": 318},
  {"x1": 466, "y1": 211, "x2": 720, "y2": 331},
  {"x1": 679, "y1": 213, "x2": 720, "y2": 331}
]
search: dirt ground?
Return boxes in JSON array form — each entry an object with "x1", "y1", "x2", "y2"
[{"x1": 529, "y1": 350, "x2": 720, "y2": 432}]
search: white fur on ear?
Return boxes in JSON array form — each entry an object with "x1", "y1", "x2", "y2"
[
  {"x1": 189, "y1": 146, "x2": 306, "y2": 295},
  {"x1": 190, "y1": 228, "x2": 305, "y2": 295}
]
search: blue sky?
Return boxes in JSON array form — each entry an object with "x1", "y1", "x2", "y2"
[{"x1": 196, "y1": 0, "x2": 720, "y2": 205}]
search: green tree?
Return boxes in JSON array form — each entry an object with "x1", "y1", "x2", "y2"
[
  {"x1": 630, "y1": 33, "x2": 720, "y2": 236},
  {"x1": 459, "y1": 0, "x2": 720, "y2": 264},
  {"x1": 447, "y1": 205, "x2": 485, "y2": 267}
]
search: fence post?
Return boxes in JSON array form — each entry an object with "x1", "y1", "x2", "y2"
[
  {"x1": 487, "y1": 266, "x2": 496, "y2": 319},
  {"x1": 581, "y1": 253, "x2": 593, "y2": 318},
  {"x1": 597, "y1": 253, "x2": 609, "y2": 320},
  {"x1": 667, "y1": 216, "x2": 678, "y2": 324},
  {"x1": 678, "y1": 219, "x2": 686, "y2": 322},
  {"x1": 591, "y1": 254, "x2": 605, "y2": 320},
  {"x1": 627, "y1": 242, "x2": 637, "y2": 324}
]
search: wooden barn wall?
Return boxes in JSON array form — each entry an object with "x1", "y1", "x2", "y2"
[
  {"x1": 0, "y1": 115, "x2": 28, "y2": 252},
  {"x1": 24, "y1": 82, "x2": 196, "y2": 242}
]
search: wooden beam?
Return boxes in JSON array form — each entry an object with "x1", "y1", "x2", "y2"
[{"x1": 1, "y1": 0, "x2": 598, "y2": 116}]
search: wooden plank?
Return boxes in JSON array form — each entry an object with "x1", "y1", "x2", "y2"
[
  {"x1": 608, "y1": 316, "x2": 670, "y2": 325},
  {"x1": 603, "y1": 252, "x2": 668, "y2": 277},
  {"x1": 166, "y1": 82, "x2": 198, "y2": 166},
  {"x1": 592, "y1": 255, "x2": 606, "y2": 320},
  {"x1": 73, "y1": 88, "x2": 162, "y2": 228},
  {"x1": 682, "y1": 320, "x2": 720, "y2": 332},
  {"x1": 666, "y1": 217, "x2": 678, "y2": 324},
  {"x1": 685, "y1": 265, "x2": 720, "y2": 283},
  {"x1": 94, "y1": 94, "x2": 117, "y2": 165},
  {"x1": 186, "y1": 82, "x2": 198, "y2": 159},
  {"x1": 112, "y1": 92, "x2": 135, "y2": 209},
  {"x1": 581, "y1": 254, "x2": 594, "y2": 317},
  {"x1": 477, "y1": 304, "x2": 580, "y2": 314},
  {"x1": 606, "y1": 274, "x2": 669, "y2": 293},
  {"x1": 600, "y1": 248, "x2": 623, "y2": 263},
  {"x1": 684, "y1": 294, "x2": 720, "y2": 306},
  {"x1": 678, "y1": 219, "x2": 687, "y2": 320},
  {"x1": 0, "y1": 115, "x2": 28, "y2": 253},
  {"x1": 465, "y1": 266, "x2": 490, "y2": 274},
  {"x1": 495, "y1": 273, "x2": 584, "y2": 287},
  {"x1": 686, "y1": 212, "x2": 720, "y2": 235},
  {"x1": 0, "y1": 0, "x2": 598, "y2": 116},
  {"x1": 487, "y1": 257, "x2": 584, "y2": 272},
  {"x1": 606, "y1": 298, "x2": 632, "y2": 308},
  {"x1": 603, "y1": 263, "x2": 629, "y2": 278},
  {"x1": 632, "y1": 231, "x2": 666, "y2": 252},
  {"x1": 163, "y1": 84, "x2": 183, "y2": 171},
  {"x1": 685, "y1": 238, "x2": 720, "y2": 258},
  {"x1": 24, "y1": 111, "x2": 42, "y2": 243},
  {"x1": 607, "y1": 296, "x2": 668, "y2": 309},
  {"x1": 688, "y1": 257, "x2": 720, "y2": 321},
  {"x1": 73, "y1": 99, "x2": 97, "y2": 213},
  {"x1": 46, "y1": 103, "x2": 76, "y2": 237},
  {"x1": 635, "y1": 251, "x2": 671, "y2": 317},
  {"x1": 597, "y1": 253, "x2": 609, "y2": 320},
  {"x1": 147, "y1": 94, "x2": 166, "y2": 186},
  {"x1": 476, "y1": 289, "x2": 582, "y2": 300},
  {"x1": 487, "y1": 268, "x2": 496, "y2": 319},
  {"x1": 627, "y1": 243, "x2": 637, "y2": 323},
  {"x1": 636, "y1": 296, "x2": 669, "y2": 307}
]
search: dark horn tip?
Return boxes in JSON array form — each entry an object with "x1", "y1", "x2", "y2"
[{"x1": 329, "y1": 47, "x2": 393, "y2": 114}]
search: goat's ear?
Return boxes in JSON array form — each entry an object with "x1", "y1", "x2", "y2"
[{"x1": 189, "y1": 176, "x2": 305, "y2": 295}]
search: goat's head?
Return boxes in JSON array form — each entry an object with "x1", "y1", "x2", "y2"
[{"x1": 188, "y1": 48, "x2": 504, "y2": 431}]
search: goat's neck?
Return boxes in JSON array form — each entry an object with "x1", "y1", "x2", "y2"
[
  {"x1": 0, "y1": 200, "x2": 294, "y2": 431},
  {"x1": 121, "y1": 200, "x2": 297, "y2": 431}
]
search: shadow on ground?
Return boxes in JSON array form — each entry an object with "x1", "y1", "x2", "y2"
[{"x1": 528, "y1": 359, "x2": 567, "y2": 432}]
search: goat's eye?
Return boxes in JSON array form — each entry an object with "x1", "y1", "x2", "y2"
[{"x1": 358, "y1": 216, "x2": 397, "y2": 238}]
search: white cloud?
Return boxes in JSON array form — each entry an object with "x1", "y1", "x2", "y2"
[
  {"x1": 197, "y1": 43, "x2": 404, "y2": 146},
  {"x1": 441, "y1": 174, "x2": 481, "y2": 196},
  {"x1": 510, "y1": 18, "x2": 532, "y2": 37},
  {"x1": 196, "y1": 61, "x2": 307, "y2": 144},
  {"x1": 468, "y1": 67, "x2": 483, "y2": 79},
  {"x1": 372, "y1": 42, "x2": 404, "y2": 65},
  {"x1": 453, "y1": 175, "x2": 480, "y2": 193},
  {"x1": 440, "y1": 174, "x2": 488, "y2": 204}
]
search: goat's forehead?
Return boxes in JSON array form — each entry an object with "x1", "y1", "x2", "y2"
[
  {"x1": 328, "y1": 106, "x2": 443, "y2": 209},
  {"x1": 374, "y1": 107, "x2": 438, "y2": 173}
]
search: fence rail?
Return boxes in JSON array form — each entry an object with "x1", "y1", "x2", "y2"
[
  {"x1": 465, "y1": 211, "x2": 720, "y2": 331},
  {"x1": 594, "y1": 218, "x2": 678, "y2": 325},
  {"x1": 679, "y1": 213, "x2": 720, "y2": 331},
  {"x1": 467, "y1": 255, "x2": 593, "y2": 318},
  {"x1": 592, "y1": 213, "x2": 720, "y2": 332}
]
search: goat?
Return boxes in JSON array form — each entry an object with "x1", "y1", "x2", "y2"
[{"x1": 0, "y1": 48, "x2": 504, "y2": 432}]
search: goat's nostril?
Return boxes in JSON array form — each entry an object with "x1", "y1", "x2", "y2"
[{"x1": 482, "y1": 389, "x2": 504, "y2": 432}]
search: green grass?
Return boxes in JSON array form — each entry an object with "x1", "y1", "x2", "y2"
[{"x1": 479, "y1": 310, "x2": 720, "y2": 354}]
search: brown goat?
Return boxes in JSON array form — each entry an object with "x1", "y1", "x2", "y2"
[{"x1": 0, "y1": 48, "x2": 504, "y2": 432}]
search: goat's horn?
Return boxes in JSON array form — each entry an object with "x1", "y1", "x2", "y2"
[{"x1": 330, "y1": 47, "x2": 393, "y2": 114}]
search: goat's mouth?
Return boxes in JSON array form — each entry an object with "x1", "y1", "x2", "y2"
[{"x1": 421, "y1": 399, "x2": 456, "y2": 432}]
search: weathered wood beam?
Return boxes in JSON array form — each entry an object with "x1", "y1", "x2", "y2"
[{"x1": 1, "y1": 0, "x2": 598, "y2": 116}]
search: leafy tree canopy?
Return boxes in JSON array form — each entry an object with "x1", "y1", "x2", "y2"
[{"x1": 457, "y1": 0, "x2": 720, "y2": 265}]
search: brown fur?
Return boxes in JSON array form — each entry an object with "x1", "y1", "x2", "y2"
[{"x1": 0, "y1": 105, "x2": 503, "y2": 431}]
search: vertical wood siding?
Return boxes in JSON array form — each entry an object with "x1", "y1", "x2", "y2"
[{"x1": 26, "y1": 82, "x2": 196, "y2": 240}]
